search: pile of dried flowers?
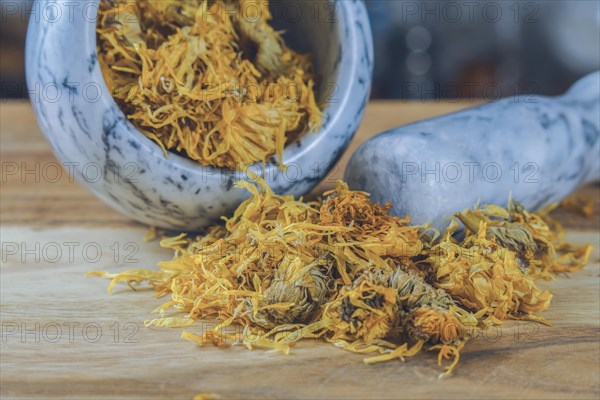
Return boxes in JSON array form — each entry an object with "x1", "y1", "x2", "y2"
[
  {"x1": 97, "y1": 0, "x2": 321, "y2": 169},
  {"x1": 90, "y1": 173, "x2": 592, "y2": 376}
]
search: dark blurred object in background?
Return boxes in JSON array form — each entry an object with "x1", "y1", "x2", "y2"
[
  {"x1": 1, "y1": 0, "x2": 599, "y2": 100},
  {"x1": 367, "y1": 0, "x2": 600, "y2": 99},
  {"x1": 1, "y1": 0, "x2": 29, "y2": 99}
]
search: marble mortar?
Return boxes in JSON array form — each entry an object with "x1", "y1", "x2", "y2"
[{"x1": 26, "y1": 0, "x2": 373, "y2": 230}]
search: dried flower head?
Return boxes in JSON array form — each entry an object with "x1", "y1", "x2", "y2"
[
  {"x1": 429, "y1": 215, "x2": 554, "y2": 325},
  {"x1": 323, "y1": 280, "x2": 399, "y2": 343}
]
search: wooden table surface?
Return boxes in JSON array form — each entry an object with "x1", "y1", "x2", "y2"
[{"x1": 1, "y1": 100, "x2": 599, "y2": 399}]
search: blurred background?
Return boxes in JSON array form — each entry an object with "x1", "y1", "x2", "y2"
[{"x1": 1, "y1": 0, "x2": 599, "y2": 100}]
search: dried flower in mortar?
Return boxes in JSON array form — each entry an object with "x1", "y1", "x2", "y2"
[{"x1": 97, "y1": 0, "x2": 322, "y2": 169}]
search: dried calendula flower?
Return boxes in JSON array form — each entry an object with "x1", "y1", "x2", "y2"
[
  {"x1": 193, "y1": 393, "x2": 220, "y2": 400},
  {"x1": 91, "y1": 175, "x2": 340, "y2": 354},
  {"x1": 89, "y1": 177, "x2": 593, "y2": 378},
  {"x1": 389, "y1": 266, "x2": 470, "y2": 343},
  {"x1": 246, "y1": 254, "x2": 335, "y2": 329},
  {"x1": 322, "y1": 279, "x2": 399, "y2": 343},
  {"x1": 455, "y1": 200, "x2": 593, "y2": 279},
  {"x1": 559, "y1": 194, "x2": 596, "y2": 217},
  {"x1": 429, "y1": 216, "x2": 554, "y2": 325},
  {"x1": 357, "y1": 265, "x2": 473, "y2": 377},
  {"x1": 511, "y1": 202, "x2": 594, "y2": 278},
  {"x1": 312, "y1": 263, "x2": 472, "y2": 377},
  {"x1": 318, "y1": 182, "x2": 425, "y2": 285},
  {"x1": 97, "y1": 0, "x2": 321, "y2": 169}
]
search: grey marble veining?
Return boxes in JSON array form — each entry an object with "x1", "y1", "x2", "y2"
[
  {"x1": 345, "y1": 72, "x2": 600, "y2": 231},
  {"x1": 26, "y1": 0, "x2": 373, "y2": 231}
]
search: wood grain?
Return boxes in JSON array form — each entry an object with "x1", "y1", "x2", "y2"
[{"x1": 1, "y1": 101, "x2": 599, "y2": 399}]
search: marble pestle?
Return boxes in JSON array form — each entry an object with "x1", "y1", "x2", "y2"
[{"x1": 345, "y1": 72, "x2": 600, "y2": 230}]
